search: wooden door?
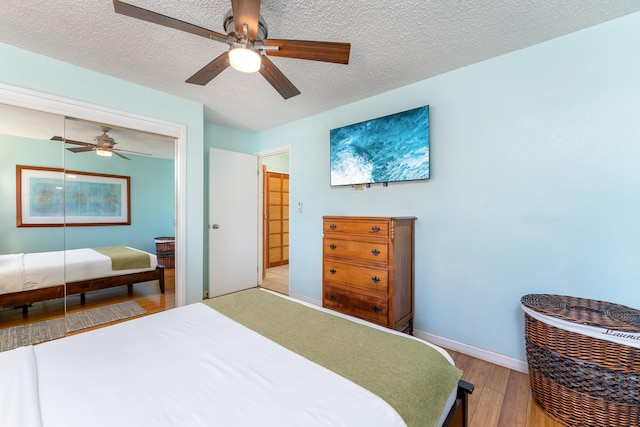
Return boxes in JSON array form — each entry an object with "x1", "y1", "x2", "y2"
[{"x1": 266, "y1": 171, "x2": 289, "y2": 268}]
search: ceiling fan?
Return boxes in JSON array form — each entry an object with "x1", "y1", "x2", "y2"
[
  {"x1": 112, "y1": 0, "x2": 351, "y2": 99},
  {"x1": 51, "y1": 126, "x2": 150, "y2": 160}
]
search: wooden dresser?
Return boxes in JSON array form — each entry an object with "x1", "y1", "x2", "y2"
[{"x1": 322, "y1": 216, "x2": 416, "y2": 333}]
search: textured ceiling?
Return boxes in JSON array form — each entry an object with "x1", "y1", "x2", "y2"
[
  {"x1": 0, "y1": 103, "x2": 176, "y2": 159},
  {"x1": 1, "y1": 1, "x2": 640, "y2": 134}
]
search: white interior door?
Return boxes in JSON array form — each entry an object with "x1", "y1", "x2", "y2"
[{"x1": 209, "y1": 148, "x2": 258, "y2": 297}]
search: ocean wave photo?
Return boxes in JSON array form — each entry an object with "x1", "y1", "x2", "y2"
[{"x1": 330, "y1": 105, "x2": 429, "y2": 186}]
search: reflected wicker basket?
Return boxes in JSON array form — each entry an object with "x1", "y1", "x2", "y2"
[
  {"x1": 521, "y1": 294, "x2": 640, "y2": 427},
  {"x1": 154, "y1": 236, "x2": 175, "y2": 268}
]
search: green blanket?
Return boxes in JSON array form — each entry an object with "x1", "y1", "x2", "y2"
[
  {"x1": 204, "y1": 289, "x2": 462, "y2": 427},
  {"x1": 92, "y1": 246, "x2": 151, "y2": 270}
]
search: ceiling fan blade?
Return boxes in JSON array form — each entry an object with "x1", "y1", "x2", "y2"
[
  {"x1": 259, "y1": 55, "x2": 301, "y2": 99},
  {"x1": 231, "y1": 0, "x2": 261, "y2": 39},
  {"x1": 114, "y1": 148, "x2": 151, "y2": 156},
  {"x1": 186, "y1": 52, "x2": 230, "y2": 85},
  {"x1": 264, "y1": 39, "x2": 351, "y2": 64},
  {"x1": 51, "y1": 136, "x2": 94, "y2": 147},
  {"x1": 66, "y1": 146, "x2": 96, "y2": 153},
  {"x1": 113, "y1": 151, "x2": 131, "y2": 160},
  {"x1": 113, "y1": 0, "x2": 228, "y2": 42}
]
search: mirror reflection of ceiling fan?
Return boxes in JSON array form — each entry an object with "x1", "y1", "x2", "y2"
[
  {"x1": 112, "y1": 0, "x2": 351, "y2": 99},
  {"x1": 51, "y1": 126, "x2": 151, "y2": 160}
]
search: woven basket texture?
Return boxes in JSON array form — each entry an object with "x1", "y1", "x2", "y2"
[
  {"x1": 522, "y1": 294, "x2": 640, "y2": 427},
  {"x1": 155, "y1": 237, "x2": 175, "y2": 268},
  {"x1": 522, "y1": 294, "x2": 640, "y2": 332}
]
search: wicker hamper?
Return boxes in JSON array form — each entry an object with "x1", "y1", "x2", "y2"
[
  {"x1": 521, "y1": 294, "x2": 640, "y2": 427},
  {"x1": 154, "y1": 236, "x2": 175, "y2": 268}
]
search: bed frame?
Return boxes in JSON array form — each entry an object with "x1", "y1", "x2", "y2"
[
  {"x1": 0, "y1": 265, "x2": 165, "y2": 313},
  {"x1": 444, "y1": 379, "x2": 474, "y2": 427}
]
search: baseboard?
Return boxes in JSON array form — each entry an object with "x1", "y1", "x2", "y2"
[
  {"x1": 288, "y1": 292, "x2": 529, "y2": 373},
  {"x1": 289, "y1": 292, "x2": 321, "y2": 306},
  {"x1": 415, "y1": 329, "x2": 529, "y2": 373}
]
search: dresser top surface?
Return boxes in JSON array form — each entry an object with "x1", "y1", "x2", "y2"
[{"x1": 323, "y1": 216, "x2": 417, "y2": 221}]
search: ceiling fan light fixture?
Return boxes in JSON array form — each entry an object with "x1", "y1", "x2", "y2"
[
  {"x1": 228, "y1": 46, "x2": 261, "y2": 73},
  {"x1": 96, "y1": 148, "x2": 113, "y2": 157}
]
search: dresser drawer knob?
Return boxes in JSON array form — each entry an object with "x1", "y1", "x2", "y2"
[
  {"x1": 330, "y1": 268, "x2": 337, "y2": 274},
  {"x1": 371, "y1": 276, "x2": 380, "y2": 283},
  {"x1": 372, "y1": 305, "x2": 381, "y2": 313},
  {"x1": 371, "y1": 249, "x2": 380, "y2": 256},
  {"x1": 330, "y1": 293, "x2": 337, "y2": 301},
  {"x1": 371, "y1": 226, "x2": 380, "y2": 233},
  {"x1": 329, "y1": 244, "x2": 337, "y2": 250},
  {"x1": 330, "y1": 224, "x2": 337, "y2": 230}
]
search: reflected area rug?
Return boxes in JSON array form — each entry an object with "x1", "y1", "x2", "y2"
[{"x1": 0, "y1": 301, "x2": 146, "y2": 352}]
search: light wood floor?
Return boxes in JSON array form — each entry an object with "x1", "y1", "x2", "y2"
[
  {"x1": 1, "y1": 270, "x2": 562, "y2": 425},
  {"x1": 448, "y1": 349, "x2": 563, "y2": 426},
  {"x1": 261, "y1": 264, "x2": 289, "y2": 295}
]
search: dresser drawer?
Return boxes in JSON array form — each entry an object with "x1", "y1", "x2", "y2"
[
  {"x1": 323, "y1": 285, "x2": 388, "y2": 325},
  {"x1": 323, "y1": 261, "x2": 388, "y2": 293},
  {"x1": 323, "y1": 219, "x2": 389, "y2": 237},
  {"x1": 323, "y1": 238, "x2": 388, "y2": 263}
]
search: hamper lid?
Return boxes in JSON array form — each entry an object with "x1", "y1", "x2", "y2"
[
  {"x1": 521, "y1": 294, "x2": 640, "y2": 333},
  {"x1": 154, "y1": 236, "x2": 175, "y2": 242}
]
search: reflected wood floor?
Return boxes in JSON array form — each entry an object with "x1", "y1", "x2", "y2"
[{"x1": 0, "y1": 270, "x2": 562, "y2": 425}]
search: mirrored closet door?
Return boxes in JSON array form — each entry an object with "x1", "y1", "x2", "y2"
[
  {"x1": 0, "y1": 103, "x2": 177, "y2": 351},
  {"x1": 61, "y1": 116, "x2": 177, "y2": 335},
  {"x1": 0, "y1": 103, "x2": 66, "y2": 350}
]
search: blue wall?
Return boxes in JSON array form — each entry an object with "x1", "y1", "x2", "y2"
[
  {"x1": 263, "y1": 153, "x2": 289, "y2": 173},
  {"x1": 0, "y1": 134, "x2": 174, "y2": 254},
  {"x1": 2, "y1": 9, "x2": 639, "y2": 363},
  {"x1": 0, "y1": 42, "x2": 205, "y2": 304},
  {"x1": 249, "y1": 12, "x2": 640, "y2": 361}
]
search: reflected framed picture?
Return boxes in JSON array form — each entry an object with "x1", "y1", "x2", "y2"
[{"x1": 16, "y1": 165, "x2": 130, "y2": 227}]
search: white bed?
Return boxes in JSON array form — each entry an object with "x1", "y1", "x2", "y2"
[
  {"x1": 0, "y1": 289, "x2": 470, "y2": 427},
  {"x1": 0, "y1": 247, "x2": 158, "y2": 295},
  {"x1": 0, "y1": 247, "x2": 163, "y2": 310}
]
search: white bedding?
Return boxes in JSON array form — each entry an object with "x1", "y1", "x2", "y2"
[
  {"x1": 1, "y1": 290, "x2": 460, "y2": 427},
  {"x1": 0, "y1": 248, "x2": 158, "y2": 295},
  {"x1": 0, "y1": 346, "x2": 42, "y2": 427},
  {"x1": 28, "y1": 302, "x2": 407, "y2": 427},
  {"x1": 265, "y1": 290, "x2": 458, "y2": 427},
  {"x1": 0, "y1": 254, "x2": 24, "y2": 294}
]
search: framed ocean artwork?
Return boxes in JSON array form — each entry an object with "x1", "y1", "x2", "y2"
[
  {"x1": 329, "y1": 105, "x2": 430, "y2": 186},
  {"x1": 16, "y1": 165, "x2": 130, "y2": 227}
]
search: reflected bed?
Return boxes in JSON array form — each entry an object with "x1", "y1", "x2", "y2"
[{"x1": 0, "y1": 247, "x2": 164, "y2": 311}]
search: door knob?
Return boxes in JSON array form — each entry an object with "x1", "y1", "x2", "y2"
[{"x1": 212, "y1": 224, "x2": 219, "y2": 229}]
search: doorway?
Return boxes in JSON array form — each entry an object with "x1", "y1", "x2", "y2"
[{"x1": 260, "y1": 149, "x2": 290, "y2": 295}]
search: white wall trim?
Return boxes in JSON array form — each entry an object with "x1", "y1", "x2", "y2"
[
  {"x1": 173, "y1": 124, "x2": 187, "y2": 307},
  {"x1": 0, "y1": 82, "x2": 187, "y2": 306},
  {"x1": 414, "y1": 330, "x2": 529, "y2": 373},
  {"x1": 287, "y1": 290, "x2": 529, "y2": 373},
  {"x1": 256, "y1": 145, "x2": 292, "y2": 157},
  {"x1": 257, "y1": 145, "x2": 291, "y2": 287},
  {"x1": 289, "y1": 292, "x2": 321, "y2": 306}
]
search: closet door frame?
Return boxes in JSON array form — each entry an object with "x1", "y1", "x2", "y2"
[{"x1": 0, "y1": 83, "x2": 188, "y2": 307}]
